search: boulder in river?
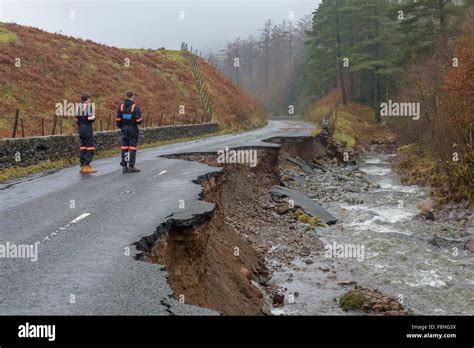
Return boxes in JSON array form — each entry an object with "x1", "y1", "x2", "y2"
[
  {"x1": 463, "y1": 236, "x2": 474, "y2": 253},
  {"x1": 271, "y1": 186, "x2": 338, "y2": 225},
  {"x1": 467, "y1": 226, "x2": 474, "y2": 236},
  {"x1": 417, "y1": 198, "x2": 435, "y2": 212},
  {"x1": 416, "y1": 198, "x2": 436, "y2": 220},
  {"x1": 339, "y1": 286, "x2": 404, "y2": 314}
]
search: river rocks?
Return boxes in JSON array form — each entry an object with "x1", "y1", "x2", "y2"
[
  {"x1": 337, "y1": 280, "x2": 357, "y2": 286},
  {"x1": 344, "y1": 197, "x2": 364, "y2": 205},
  {"x1": 286, "y1": 156, "x2": 314, "y2": 174},
  {"x1": 261, "y1": 301, "x2": 273, "y2": 316},
  {"x1": 271, "y1": 186, "x2": 338, "y2": 225},
  {"x1": 339, "y1": 286, "x2": 404, "y2": 314},
  {"x1": 275, "y1": 204, "x2": 293, "y2": 215},
  {"x1": 327, "y1": 141, "x2": 357, "y2": 164},
  {"x1": 272, "y1": 292, "x2": 285, "y2": 307},
  {"x1": 422, "y1": 210, "x2": 436, "y2": 221},
  {"x1": 257, "y1": 271, "x2": 271, "y2": 286},
  {"x1": 296, "y1": 223, "x2": 313, "y2": 232},
  {"x1": 468, "y1": 214, "x2": 474, "y2": 226},
  {"x1": 415, "y1": 198, "x2": 436, "y2": 221},
  {"x1": 463, "y1": 236, "x2": 474, "y2": 252},
  {"x1": 345, "y1": 184, "x2": 361, "y2": 193},
  {"x1": 338, "y1": 174, "x2": 352, "y2": 182},
  {"x1": 271, "y1": 144, "x2": 471, "y2": 316},
  {"x1": 429, "y1": 235, "x2": 464, "y2": 249},
  {"x1": 467, "y1": 226, "x2": 474, "y2": 236},
  {"x1": 417, "y1": 198, "x2": 435, "y2": 212},
  {"x1": 318, "y1": 125, "x2": 331, "y2": 145}
]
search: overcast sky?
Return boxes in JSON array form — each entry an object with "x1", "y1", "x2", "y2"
[{"x1": 0, "y1": 0, "x2": 320, "y2": 53}]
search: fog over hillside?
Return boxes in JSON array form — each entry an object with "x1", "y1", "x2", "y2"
[{"x1": 0, "y1": 0, "x2": 319, "y2": 52}]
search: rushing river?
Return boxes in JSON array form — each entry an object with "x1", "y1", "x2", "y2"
[{"x1": 273, "y1": 153, "x2": 474, "y2": 315}]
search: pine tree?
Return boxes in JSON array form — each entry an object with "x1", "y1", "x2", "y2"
[{"x1": 390, "y1": 0, "x2": 469, "y2": 62}]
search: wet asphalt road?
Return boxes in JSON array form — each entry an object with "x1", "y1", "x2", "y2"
[{"x1": 0, "y1": 120, "x2": 313, "y2": 315}]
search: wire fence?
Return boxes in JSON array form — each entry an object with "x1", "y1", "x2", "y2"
[
  {"x1": 7, "y1": 43, "x2": 216, "y2": 139},
  {"x1": 8, "y1": 108, "x2": 213, "y2": 139}
]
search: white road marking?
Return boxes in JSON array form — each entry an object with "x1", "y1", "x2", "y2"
[
  {"x1": 147, "y1": 170, "x2": 167, "y2": 181},
  {"x1": 39, "y1": 213, "x2": 91, "y2": 244},
  {"x1": 70, "y1": 213, "x2": 91, "y2": 224}
]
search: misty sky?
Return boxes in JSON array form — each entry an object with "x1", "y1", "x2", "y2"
[{"x1": 0, "y1": 0, "x2": 320, "y2": 53}]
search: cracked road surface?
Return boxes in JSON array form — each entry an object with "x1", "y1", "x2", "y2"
[{"x1": 0, "y1": 120, "x2": 313, "y2": 315}]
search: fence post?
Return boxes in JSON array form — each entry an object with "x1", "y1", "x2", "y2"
[
  {"x1": 20, "y1": 118, "x2": 25, "y2": 137},
  {"x1": 100, "y1": 119, "x2": 103, "y2": 131},
  {"x1": 59, "y1": 116, "x2": 63, "y2": 134},
  {"x1": 160, "y1": 111, "x2": 164, "y2": 127},
  {"x1": 52, "y1": 114, "x2": 58, "y2": 135},
  {"x1": 106, "y1": 114, "x2": 111, "y2": 131},
  {"x1": 41, "y1": 118, "x2": 45, "y2": 136},
  {"x1": 11, "y1": 109, "x2": 20, "y2": 138}
]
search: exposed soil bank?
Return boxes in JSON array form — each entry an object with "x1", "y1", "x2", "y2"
[
  {"x1": 135, "y1": 135, "x2": 424, "y2": 315},
  {"x1": 146, "y1": 148, "x2": 280, "y2": 315},
  {"x1": 141, "y1": 137, "x2": 328, "y2": 315}
]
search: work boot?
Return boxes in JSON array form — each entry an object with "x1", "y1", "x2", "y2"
[
  {"x1": 83, "y1": 165, "x2": 97, "y2": 173},
  {"x1": 122, "y1": 166, "x2": 128, "y2": 174},
  {"x1": 79, "y1": 165, "x2": 87, "y2": 173},
  {"x1": 128, "y1": 166, "x2": 140, "y2": 173}
]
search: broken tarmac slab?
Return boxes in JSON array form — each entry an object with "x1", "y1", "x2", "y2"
[
  {"x1": 271, "y1": 186, "x2": 338, "y2": 225},
  {"x1": 285, "y1": 156, "x2": 314, "y2": 174}
]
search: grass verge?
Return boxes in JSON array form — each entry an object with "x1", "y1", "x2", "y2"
[{"x1": 304, "y1": 93, "x2": 393, "y2": 150}]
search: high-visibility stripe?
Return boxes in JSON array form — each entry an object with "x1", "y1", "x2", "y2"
[
  {"x1": 115, "y1": 117, "x2": 121, "y2": 121},
  {"x1": 136, "y1": 117, "x2": 143, "y2": 122},
  {"x1": 131, "y1": 104, "x2": 136, "y2": 112},
  {"x1": 121, "y1": 146, "x2": 129, "y2": 150},
  {"x1": 80, "y1": 146, "x2": 87, "y2": 150},
  {"x1": 86, "y1": 147, "x2": 96, "y2": 150},
  {"x1": 120, "y1": 104, "x2": 124, "y2": 112},
  {"x1": 129, "y1": 146, "x2": 138, "y2": 150}
]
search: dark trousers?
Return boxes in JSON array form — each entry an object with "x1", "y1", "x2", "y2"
[
  {"x1": 79, "y1": 124, "x2": 95, "y2": 166},
  {"x1": 120, "y1": 126, "x2": 139, "y2": 167}
]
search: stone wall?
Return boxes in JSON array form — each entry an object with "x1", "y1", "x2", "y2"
[{"x1": 0, "y1": 123, "x2": 219, "y2": 169}]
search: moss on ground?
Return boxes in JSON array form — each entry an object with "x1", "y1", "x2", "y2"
[
  {"x1": 305, "y1": 96, "x2": 393, "y2": 151},
  {"x1": 339, "y1": 292, "x2": 366, "y2": 311},
  {"x1": 295, "y1": 209, "x2": 319, "y2": 226},
  {"x1": 393, "y1": 142, "x2": 449, "y2": 204},
  {"x1": 333, "y1": 109, "x2": 358, "y2": 147}
]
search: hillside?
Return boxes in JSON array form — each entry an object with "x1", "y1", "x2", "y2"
[{"x1": 0, "y1": 23, "x2": 265, "y2": 137}]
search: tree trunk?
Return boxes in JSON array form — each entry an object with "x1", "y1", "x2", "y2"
[{"x1": 335, "y1": 0, "x2": 347, "y2": 105}]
